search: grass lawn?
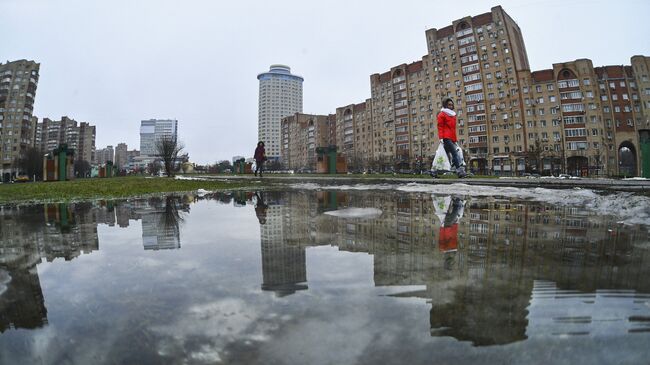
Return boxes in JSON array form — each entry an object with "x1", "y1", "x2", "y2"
[{"x1": 0, "y1": 176, "x2": 259, "y2": 204}]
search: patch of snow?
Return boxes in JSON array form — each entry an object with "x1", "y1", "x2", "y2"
[
  {"x1": 324, "y1": 208, "x2": 383, "y2": 219},
  {"x1": 196, "y1": 188, "x2": 210, "y2": 196},
  {"x1": 291, "y1": 182, "x2": 650, "y2": 226},
  {"x1": 175, "y1": 175, "x2": 210, "y2": 181},
  {"x1": 623, "y1": 177, "x2": 649, "y2": 181}
]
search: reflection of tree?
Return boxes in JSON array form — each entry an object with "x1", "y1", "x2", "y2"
[{"x1": 141, "y1": 196, "x2": 189, "y2": 251}]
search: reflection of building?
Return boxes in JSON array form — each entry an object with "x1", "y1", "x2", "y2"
[
  {"x1": 262, "y1": 189, "x2": 650, "y2": 345},
  {"x1": 0, "y1": 203, "x2": 100, "y2": 333},
  {"x1": 138, "y1": 197, "x2": 187, "y2": 251},
  {"x1": 0, "y1": 196, "x2": 196, "y2": 333},
  {"x1": 527, "y1": 280, "x2": 650, "y2": 338},
  {"x1": 260, "y1": 192, "x2": 308, "y2": 296},
  {"x1": 141, "y1": 213, "x2": 180, "y2": 250}
]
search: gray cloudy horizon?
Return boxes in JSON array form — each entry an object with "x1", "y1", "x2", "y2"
[{"x1": 2, "y1": 0, "x2": 648, "y2": 164}]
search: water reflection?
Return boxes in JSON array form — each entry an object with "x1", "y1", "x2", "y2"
[
  {"x1": 253, "y1": 190, "x2": 650, "y2": 346},
  {"x1": 0, "y1": 189, "x2": 648, "y2": 357}
]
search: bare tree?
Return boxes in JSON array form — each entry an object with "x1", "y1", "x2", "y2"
[
  {"x1": 13, "y1": 147, "x2": 43, "y2": 180},
  {"x1": 147, "y1": 159, "x2": 162, "y2": 176},
  {"x1": 74, "y1": 159, "x2": 92, "y2": 178},
  {"x1": 155, "y1": 135, "x2": 184, "y2": 177}
]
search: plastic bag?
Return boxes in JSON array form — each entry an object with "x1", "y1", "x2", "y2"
[
  {"x1": 432, "y1": 141, "x2": 451, "y2": 172},
  {"x1": 456, "y1": 145, "x2": 466, "y2": 167},
  {"x1": 432, "y1": 195, "x2": 452, "y2": 224}
]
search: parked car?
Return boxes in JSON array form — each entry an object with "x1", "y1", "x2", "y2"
[{"x1": 12, "y1": 175, "x2": 30, "y2": 183}]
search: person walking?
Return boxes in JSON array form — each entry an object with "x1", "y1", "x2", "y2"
[
  {"x1": 437, "y1": 98, "x2": 467, "y2": 178},
  {"x1": 254, "y1": 141, "x2": 266, "y2": 177}
]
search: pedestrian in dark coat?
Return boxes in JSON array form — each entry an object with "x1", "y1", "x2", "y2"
[{"x1": 254, "y1": 141, "x2": 266, "y2": 177}]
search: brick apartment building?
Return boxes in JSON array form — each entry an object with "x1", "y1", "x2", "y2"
[
  {"x1": 0, "y1": 60, "x2": 40, "y2": 181},
  {"x1": 281, "y1": 113, "x2": 336, "y2": 171},
  {"x1": 284, "y1": 6, "x2": 649, "y2": 177}
]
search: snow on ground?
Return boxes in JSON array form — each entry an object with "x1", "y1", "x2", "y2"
[
  {"x1": 623, "y1": 177, "x2": 649, "y2": 181},
  {"x1": 324, "y1": 208, "x2": 383, "y2": 219},
  {"x1": 175, "y1": 175, "x2": 209, "y2": 181},
  {"x1": 289, "y1": 182, "x2": 650, "y2": 226}
]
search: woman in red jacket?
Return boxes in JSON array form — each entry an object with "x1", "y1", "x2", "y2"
[{"x1": 437, "y1": 98, "x2": 467, "y2": 178}]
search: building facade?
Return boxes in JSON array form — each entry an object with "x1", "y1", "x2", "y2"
[
  {"x1": 0, "y1": 60, "x2": 40, "y2": 181},
  {"x1": 280, "y1": 113, "x2": 336, "y2": 171},
  {"x1": 140, "y1": 119, "x2": 178, "y2": 157},
  {"x1": 320, "y1": 6, "x2": 650, "y2": 177},
  {"x1": 35, "y1": 116, "x2": 96, "y2": 164},
  {"x1": 95, "y1": 145, "x2": 114, "y2": 165},
  {"x1": 258, "y1": 65, "x2": 303, "y2": 161},
  {"x1": 114, "y1": 143, "x2": 128, "y2": 169}
]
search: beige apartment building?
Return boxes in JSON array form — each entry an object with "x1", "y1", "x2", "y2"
[
  {"x1": 335, "y1": 100, "x2": 374, "y2": 171},
  {"x1": 280, "y1": 113, "x2": 336, "y2": 171},
  {"x1": 35, "y1": 116, "x2": 96, "y2": 165},
  {"x1": 0, "y1": 60, "x2": 40, "y2": 181},
  {"x1": 317, "y1": 6, "x2": 650, "y2": 176}
]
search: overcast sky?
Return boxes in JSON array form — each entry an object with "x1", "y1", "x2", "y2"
[{"x1": 2, "y1": 0, "x2": 648, "y2": 164}]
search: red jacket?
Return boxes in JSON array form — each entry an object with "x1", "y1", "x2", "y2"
[
  {"x1": 439, "y1": 224, "x2": 458, "y2": 252},
  {"x1": 437, "y1": 110, "x2": 457, "y2": 142}
]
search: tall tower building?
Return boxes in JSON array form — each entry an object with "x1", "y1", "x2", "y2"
[
  {"x1": 257, "y1": 65, "x2": 303, "y2": 161},
  {"x1": 0, "y1": 60, "x2": 40, "y2": 181},
  {"x1": 139, "y1": 119, "x2": 178, "y2": 156}
]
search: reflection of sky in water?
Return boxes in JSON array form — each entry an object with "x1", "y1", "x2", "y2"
[{"x1": 0, "y1": 190, "x2": 648, "y2": 365}]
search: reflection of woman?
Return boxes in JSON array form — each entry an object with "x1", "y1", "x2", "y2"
[
  {"x1": 439, "y1": 197, "x2": 464, "y2": 253},
  {"x1": 255, "y1": 192, "x2": 268, "y2": 224}
]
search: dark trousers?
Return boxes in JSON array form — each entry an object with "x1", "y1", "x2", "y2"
[
  {"x1": 255, "y1": 160, "x2": 264, "y2": 175},
  {"x1": 442, "y1": 139, "x2": 462, "y2": 169}
]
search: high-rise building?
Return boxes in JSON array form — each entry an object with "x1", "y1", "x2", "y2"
[
  {"x1": 257, "y1": 65, "x2": 303, "y2": 161},
  {"x1": 0, "y1": 60, "x2": 40, "y2": 181},
  {"x1": 35, "y1": 116, "x2": 95, "y2": 164},
  {"x1": 139, "y1": 119, "x2": 178, "y2": 156},
  {"x1": 311, "y1": 6, "x2": 649, "y2": 177},
  {"x1": 114, "y1": 143, "x2": 128, "y2": 169}
]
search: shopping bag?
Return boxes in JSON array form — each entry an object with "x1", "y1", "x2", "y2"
[
  {"x1": 432, "y1": 195, "x2": 452, "y2": 225},
  {"x1": 432, "y1": 141, "x2": 451, "y2": 172},
  {"x1": 456, "y1": 145, "x2": 466, "y2": 167}
]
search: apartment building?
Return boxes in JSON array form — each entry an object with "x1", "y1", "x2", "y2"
[
  {"x1": 369, "y1": 58, "x2": 437, "y2": 172},
  {"x1": 35, "y1": 116, "x2": 96, "y2": 165},
  {"x1": 258, "y1": 65, "x2": 304, "y2": 161},
  {"x1": 0, "y1": 60, "x2": 40, "y2": 181},
  {"x1": 425, "y1": 6, "x2": 531, "y2": 175},
  {"x1": 324, "y1": 6, "x2": 650, "y2": 176},
  {"x1": 280, "y1": 113, "x2": 336, "y2": 171},
  {"x1": 335, "y1": 100, "x2": 374, "y2": 170},
  {"x1": 95, "y1": 145, "x2": 114, "y2": 165}
]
